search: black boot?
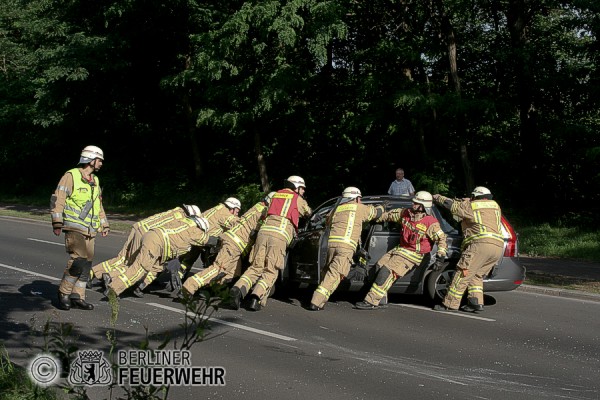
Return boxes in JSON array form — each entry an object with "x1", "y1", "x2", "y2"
[
  {"x1": 57, "y1": 292, "x2": 71, "y2": 311},
  {"x1": 132, "y1": 283, "x2": 146, "y2": 298},
  {"x1": 308, "y1": 303, "x2": 323, "y2": 311},
  {"x1": 354, "y1": 301, "x2": 380, "y2": 310},
  {"x1": 246, "y1": 295, "x2": 262, "y2": 312},
  {"x1": 71, "y1": 298, "x2": 94, "y2": 310},
  {"x1": 228, "y1": 287, "x2": 242, "y2": 310},
  {"x1": 460, "y1": 298, "x2": 483, "y2": 313},
  {"x1": 102, "y1": 273, "x2": 112, "y2": 297}
]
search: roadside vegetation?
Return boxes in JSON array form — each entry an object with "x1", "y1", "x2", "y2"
[
  {"x1": 518, "y1": 224, "x2": 600, "y2": 262},
  {"x1": 0, "y1": 345, "x2": 59, "y2": 400},
  {"x1": 0, "y1": 287, "x2": 225, "y2": 399}
]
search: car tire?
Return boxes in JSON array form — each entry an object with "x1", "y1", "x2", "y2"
[{"x1": 426, "y1": 268, "x2": 456, "y2": 302}]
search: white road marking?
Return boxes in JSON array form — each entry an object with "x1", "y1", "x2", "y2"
[
  {"x1": 0, "y1": 262, "x2": 60, "y2": 281},
  {"x1": 147, "y1": 303, "x2": 297, "y2": 342},
  {"x1": 27, "y1": 238, "x2": 63, "y2": 246},
  {"x1": 0, "y1": 262, "x2": 297, "y2": 342},
  {"x1": 391, "y1": 303, "x2": 496, "y2": 322}
]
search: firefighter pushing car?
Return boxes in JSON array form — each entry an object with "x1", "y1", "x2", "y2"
[
  {"x1": 181, "y1": 192, "x2": 275, "y2": 296},
  {"x1": 228, "y1": 176, "x2": 312, "y2": 311},
  {"x1": 309, "y1": 187, "x2": 384, "y2": 311},
  {"x1": 432, "y1": 186, "x2": 504, "y2": 312},
  {"x1": 355, "y1": 191, "x2": 448, "y2": 310},
  {"x1": 103, "y1": 215, "x2": 211, "y2": 298},
  {"x1": 91, "y1": 204, "x2": 201, "y2": 283}
]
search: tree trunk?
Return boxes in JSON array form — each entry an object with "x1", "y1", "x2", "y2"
[
  {"x1": 507, "y1": 0, "x2": 541, "y2": 192},
  {"x1": 182, "y1": 54, "x2": 202, "y2": 179},
  {"x1": 435, "y1": 0, "x2": 474, "y2": 191},
  {"x1": 254, "y1": 129, "x2": 270, "y2": 192}
]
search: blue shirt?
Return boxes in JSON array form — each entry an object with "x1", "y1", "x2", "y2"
[{"x1": 387, "y1": 179, "x2": 415, "y2": 196}]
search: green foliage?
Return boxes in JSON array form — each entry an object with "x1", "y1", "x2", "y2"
[
  {"x1": 234, "y1": 183, "x2": 264, "y2": 210},
  {"x1": 0, "y1": 345, "x2": 58, "y2": 400},
  {"x1": 0, "y1": 0, "x2": 599, "y2": 220},
  {"x1": 519, "y1": 223, "x2": 600, "y2": 262}
]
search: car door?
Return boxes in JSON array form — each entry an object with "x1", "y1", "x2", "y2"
[{"x1": 285, "y1": 197, "x2": 339, "y2": 285}]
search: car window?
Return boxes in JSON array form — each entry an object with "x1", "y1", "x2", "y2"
[
  {"x1": 432, "y1": 205, "x2": 460, "y2": 234},
  {"x1": 304, "y1": 197, "x2": 338, "y2": 231}
]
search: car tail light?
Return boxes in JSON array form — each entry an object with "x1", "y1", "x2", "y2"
[{"x1": 501, "y1": 216, "x2": 518, "y2": 257}]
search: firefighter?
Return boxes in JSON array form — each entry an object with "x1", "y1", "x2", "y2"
[
  {"x1": 91, "y1": 204, "x2": 201, "y2": 281},
  {"x1": 309, "y1": 187, "x2": 384, "y2": 311},
  {"x1": 182, "y1": 192, "x2": 275, "y2": 297},
  {"x1": 103, "y1": 216, "x2": 210, "y2": 297},
  {"x1": 432, "y1": 186, "x2": 504, "y2": 312},
  {"x1": 172, "y1": 197, "x2": 242, "y2": 287},
  {"x1": 355, "y1": 191, "x2": 448, "y2": 310},
  {"x1": 51, "y1": 145, "x2": 110, "y2": 311},
  {"x1": 229, "y1": 176, "x2": 312, "y2": 311}
]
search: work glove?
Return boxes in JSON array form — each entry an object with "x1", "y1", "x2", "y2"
[
  {"x1": 166, "y1": 258, "x2": 182, "y2": 273},
  {"x1": 432, "y1": 258, "x2": 445, "y2": 272},
  {"x1": 170, "y1": 271, "x2": 182, "y2": 293},
  {"x1": 206, "y1": 236, "x2": 220, "y2": 247},
  {"x1": 346, "y1": 265, "x2": 367, "y2": 282}
]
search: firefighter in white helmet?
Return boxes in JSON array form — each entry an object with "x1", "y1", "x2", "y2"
[
  {"x1": 432, "y1": 186, "x2": 503, "y2": 312},
  {"x1": 355, "y1": 191, "x2": 448, "y2": 310},
  {"x1": 309, "y1": 187, "x2": 384, "y2": 311},
  {"x1": 91, "y1": 204, "x2": 201, "y2": 295},
  {"x1": 51, "y1": 145, "x2": 110, "y2": 311},
  {"x1": 228, "y1": 176, "x2": 312, "y2": 311},
  {"x1": 104, "y1": 216, "x2": 211, "y2": 298},
  {"x1": 182, "y1": 192, "x2": 276, "y2": 297},
  {"x1": 171, "y1": 197, "x2": 242, "y2": 285}
]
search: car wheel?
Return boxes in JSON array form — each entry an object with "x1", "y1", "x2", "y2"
[{"x1": 426, "y1": 268, "x2": 456, "y2": 301}]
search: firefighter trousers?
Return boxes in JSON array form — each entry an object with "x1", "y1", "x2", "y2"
[
  {"x1": 233, "y1": 233, "x2": 286, "y2": 306},
  {"x1": 109, "y1": 231, "x2": 164, "y2": 296},
  {"x1": 183, "y1": 238, "x2": 243, "y2": 295},
  {"x1": 311, "y1": 246, "x2": 354, "y2": 308},
  {"x1": 363, "y1": 252, "x2": 417, "y2": 306},
  {"x1": 92, "y1": 226, "x2": 143, "y2": 279},
  {"x1": 443, "y1": 242, "x2": 503, "y2": 309},
  {"x1": 58, "y1": 231, "x2": 94, "y2": 300}
]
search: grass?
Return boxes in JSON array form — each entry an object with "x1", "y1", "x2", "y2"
[
  {"x1": 518, "y1": 223, "x2": 600, "y2": 262},
  {"x1": 0, "y1": 345, "x2": 59, "y2": 400}
]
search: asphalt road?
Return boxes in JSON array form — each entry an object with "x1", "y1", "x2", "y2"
[{"x1": 1, "y1": 216, "x2": 599, "y2": 400}]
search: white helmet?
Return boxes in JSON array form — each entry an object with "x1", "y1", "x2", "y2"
[
  {"x1": 183, "y1": 204, "x2": 201, "y2": 217},
  {"x1": 287, "y1": 175, "x2": 306, "y2": 189},
  {"x1": 224, "y1": 197, "x2": 241, "y2": 210},
  {"x1": 472, "y1": 186, "x2": 491, "y2": 197},
  {"x1": 264, "y1": 191, "x2": 276, "y2": 205},
  {"x1": 413, "y1": 191, "x2": 433, "y2": 209},
  {"x1": 342, "y1": 186, "x2": 362, "y2": 200},
  {"x1": 79, "y1": 145, "x2": 104, "y2": 164},
  {"x1": 193, "y1": 216, "x2": 210, "y2": 232}
]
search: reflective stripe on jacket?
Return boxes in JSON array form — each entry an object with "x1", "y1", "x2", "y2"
[
  {"x1": 460, "y1": 200, "x2": 504, "y2": 249},
  {"x1": 224, "y1": 202, "x2": 267, "y2": 255},
  {"x1": 63, "y1": 168, "x2": 101, "y2": 233},
  {"x1": 138, "y1": 208, "x2": 186, "y2": 233}
]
